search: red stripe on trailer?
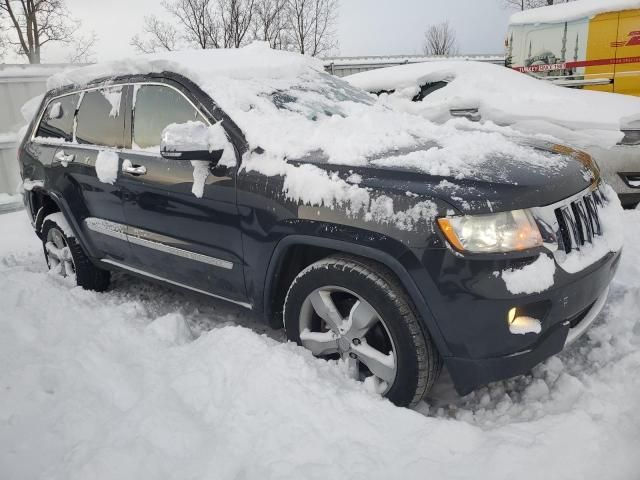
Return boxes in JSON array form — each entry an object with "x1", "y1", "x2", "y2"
[{"x1": 513, "y1": 56, "x2": 640, "y2": 73}]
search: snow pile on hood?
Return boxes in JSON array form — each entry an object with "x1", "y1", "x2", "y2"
[
  {"x1": 47, "y1": 45, "x2": 568, "y2": 178},
  {"x1": 345, "y1": 61, "x2": 640, "y2": 149},
  {"x1": 510, "y1": 0, "x2": 640, "y2": 25}
]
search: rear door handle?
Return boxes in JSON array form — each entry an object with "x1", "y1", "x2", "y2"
[
  {"x1": 122, "y1": 159, "x2": 147, "y2": 176},
  {"x1": 54, "y1": 150, "x2": 75, "y2": 165}
]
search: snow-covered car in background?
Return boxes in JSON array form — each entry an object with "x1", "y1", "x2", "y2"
[
  {"x1": 18, "y1": 44, "x2": 623, "y2": 407},
  {"x1": 345, "y1": 61, "x2": 640, "y2": 208}
]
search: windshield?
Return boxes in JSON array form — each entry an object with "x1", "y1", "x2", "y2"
[{"x1": 270, "y1": 71, "x2": 375, "y2": 120}]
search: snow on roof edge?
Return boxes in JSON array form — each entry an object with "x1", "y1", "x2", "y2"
[
  {"x1": 510, "y1": 0, "x2": 640, "y2": 26},
  {"x1": 46, "y1": 43, "x2": 324, "y2": 92}
]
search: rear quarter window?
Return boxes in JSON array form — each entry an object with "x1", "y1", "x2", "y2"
[
  {"x1": 76, "y1": 87, "x2": 126, "y2": 148},
  {"x1": 35, "y1": 94, "x2": 80, "y2": 142}
]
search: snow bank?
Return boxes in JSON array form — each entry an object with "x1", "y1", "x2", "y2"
[
  {"x1": 1, "y1": 209, "x2": 640, "y2": 479},
  {"x1": 510, "y1": 0, "x2": 640, "y2": 25},
  {"x1": 345, "y1": 61, "x2": 640, "y2": 148},
  {"x1": 95, "y1": 151, "x2": 119, "y2": 184}
]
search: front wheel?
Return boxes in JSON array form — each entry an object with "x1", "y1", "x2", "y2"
[
  {"x1": 284, "y1": 255, "x2": 441, "y2": 407},
  {"x1": 41, "y1": 213, "x2": 110, "y2": 292}
]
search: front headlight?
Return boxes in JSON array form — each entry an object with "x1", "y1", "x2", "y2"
[{"x1": 437, "y1": 209, "x2": 543, "y2": 253}]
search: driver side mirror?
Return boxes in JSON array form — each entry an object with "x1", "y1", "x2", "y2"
[{"x1": 160, "y1": 121, "x2": 229, "y2": 163}]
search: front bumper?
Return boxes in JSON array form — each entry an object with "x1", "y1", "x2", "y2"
[
  {"x1": 426, "y1": 248, "x2": 621, "y2": 396},
  {"x1": 445, "y1": 281, "x2": 612, "y2": 395},
  {"x1": 412, "y1": 183, "x2": 622, "y2": 395}
]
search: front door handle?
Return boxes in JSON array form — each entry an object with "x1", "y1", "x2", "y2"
[
  {"x1": 122, "y1": 159, "x2": 147, "y2": 176},
  {"x1": 54, "y1": 150, "x2": 75, "y2": 165}
]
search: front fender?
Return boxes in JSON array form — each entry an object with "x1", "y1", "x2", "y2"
[{"x1": 262, "y1": 232, "x2": 451, "y2": 357}]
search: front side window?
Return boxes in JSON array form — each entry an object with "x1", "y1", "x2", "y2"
[
  {"x1": 35, "y1": 94, "x2": 80, "y2": 142},
  {"x1": 133, "y1": 85, "x2": 205, "y2": 151},
  {"x1": 76, "y1": 87, "x2": 125, "y2": 148}
]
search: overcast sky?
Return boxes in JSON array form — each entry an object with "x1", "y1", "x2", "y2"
[{"x1": 20, "y1": 0, "x2": 513, "y2": 63}]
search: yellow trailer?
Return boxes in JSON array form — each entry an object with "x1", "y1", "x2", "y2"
[{"x1": 506, "y1": 0, "x2": 640, "y2": 96}]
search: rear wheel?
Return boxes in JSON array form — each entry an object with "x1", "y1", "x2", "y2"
[
  {"x1": 41, "y1": 213, "x2": 110, "y2": 292},
  {"x1": 284, "y1": 254, "x2": 441, "y2": 407}
]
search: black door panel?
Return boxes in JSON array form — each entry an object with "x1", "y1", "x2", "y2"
[
  {"x1": 120, "y1": 152, "x2": 246, "y2": 301},
  {"x1": 57, "y1": 86, "x2": 130, "y2": 261},
  {"x1": 55, "y1": 146, "x2": 130, "y2": 261},
  {"x1": 120, "y1": 83, "x2": 247, "y2": 303}
]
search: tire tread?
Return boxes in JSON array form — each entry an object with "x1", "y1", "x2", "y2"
[{"x1": 285, "y1": 254, "x2": 441, "y2": 406}]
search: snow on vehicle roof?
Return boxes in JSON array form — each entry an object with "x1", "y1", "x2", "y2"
[
  {"x1": 47, "y1": 44, "x2": 563, "y2": 172},
  {"x1": 45, "y1": 44, "x2": 576, "y2": 220},
  {"x1": 345, "y1": 60, "x2": 640, "y2": 146},
  {"x1": 510, "y1": 0, "x2": 640, "y2": 26}
]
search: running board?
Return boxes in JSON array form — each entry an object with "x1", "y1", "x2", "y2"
[{"x1": 100, "y1": 258, "x2": 253, "y2": 310}]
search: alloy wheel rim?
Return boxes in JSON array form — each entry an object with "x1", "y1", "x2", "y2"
[
  {"x1": 298, "y1": 286, "x2": 397, "y2": 394},
  {"x1": 45, "y1": 228, "x2": 75, "y2": 279}
]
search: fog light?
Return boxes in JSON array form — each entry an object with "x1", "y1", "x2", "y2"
[{"x1": 507, "y1": 308, "x2": 542, "y2": 335}]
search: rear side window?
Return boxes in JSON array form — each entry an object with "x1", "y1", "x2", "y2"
[
  {"x1": 35, "y1": 94, "x2": 79, "y2": 142},
  {"x1": 133, "y1": 85, "x2": 205, "y2": 150},
  {"x1": 76, "y1": 87, "x2": 125, "y2": 148}
]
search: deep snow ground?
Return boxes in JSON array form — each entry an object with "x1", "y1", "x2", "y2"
[{"x1": 1, "y1": 209, "x2": 639, "y2": 480}]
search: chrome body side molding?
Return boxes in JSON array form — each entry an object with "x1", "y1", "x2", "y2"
[{"x1": 85, "y1": 217, "x2": 234, "y2": 270}]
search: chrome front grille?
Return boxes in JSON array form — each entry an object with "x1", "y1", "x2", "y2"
[{"x1": 553, "y1": 187, "x2": 605, "y2": 253}]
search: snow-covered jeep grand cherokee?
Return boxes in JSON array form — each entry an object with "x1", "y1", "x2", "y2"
[{"x1": 18, "y1": 44, "x2": 623, "y2": 407}]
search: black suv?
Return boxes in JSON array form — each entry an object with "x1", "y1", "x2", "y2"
[{"x1": 18, "y1": 48, "x2": 622, "y2": 407}]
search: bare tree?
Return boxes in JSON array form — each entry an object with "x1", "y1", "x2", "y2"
[
  {"x1": 503, "y1": 0, "x2": 574, "y2": 11},
  {"x1": 0, "y1": 26, "x2": 6, "y2": 61},
  {"x1": 67, "y1": 31, "x2": 97, "y2": 63},
  {"x1": 252, "y1": 0, "x2": 288, "y2": 48},
  {"x1": 0, "y1": 0, "x2": 78, "y2": 63},
  {"x1": 287, "y1": 0, "x2": 337, "y2": 56},
  {"x1": 219, "y1": 0, "x2": 255, "y2": 48},
  {"x1": 423, "y1": 21, "x2": 458, "y2": 56},
  {"x1": 131, "y1": 16, "x2": 180, "y2": 53},
  {"x1": 130, "y1": 0, "x2": 337, "y2": 55},
  {"x1": 164, "y1": 0, "x2": 220, "y2": 49}
]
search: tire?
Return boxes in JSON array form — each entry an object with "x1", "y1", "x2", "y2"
[
  {"x1": 41, "y1": 213, "x2": 110, "y2": 292},
  {"x1": 284, "y1": 254, "x2": 441, "y2": 407}
]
